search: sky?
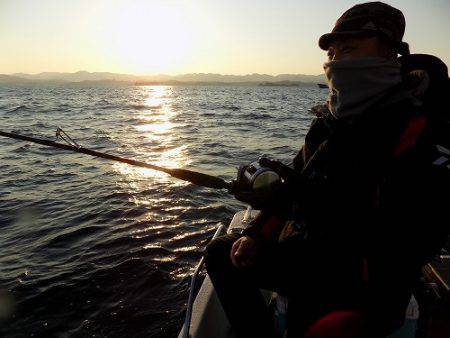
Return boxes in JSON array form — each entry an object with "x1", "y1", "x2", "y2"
[{"x1": 0, "y1": 0, "x2": 449, "y2": 76}]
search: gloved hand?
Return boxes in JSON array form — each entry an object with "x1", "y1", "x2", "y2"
[
  {"x1": 233, "y1": 187, "x2": 277, "y2": 210},
  {"x1": 230, "y1": 236, "x2": 258, "y2": 269}
]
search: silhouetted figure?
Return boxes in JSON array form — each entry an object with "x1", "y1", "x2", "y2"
[{"x1": 205, "y1": 2, "x2": 450, "y2": 337}]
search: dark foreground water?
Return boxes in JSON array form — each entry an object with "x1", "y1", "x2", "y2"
[{"x1": 0, "y1": 85, "x2": 324, "y2": 337}]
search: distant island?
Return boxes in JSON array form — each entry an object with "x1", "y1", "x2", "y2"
[
  {"x1": 258, "y1": 81, "x2": 307, "y2": 87},
  {"x1": 0, "y1": 71, "x2": 326, "y2": 86}
]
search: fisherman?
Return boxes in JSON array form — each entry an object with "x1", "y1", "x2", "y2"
[{"x1": 205, "y1": 2, "x2": 449, "y2": 337}]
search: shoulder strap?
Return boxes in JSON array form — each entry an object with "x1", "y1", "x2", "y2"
[{"x1": 394, "y1": 115, "x2": 427, "y2": 156}]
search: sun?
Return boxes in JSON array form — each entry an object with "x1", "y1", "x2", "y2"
[{"x1": 105, "y1": 1, "x2": 194, "y2": 74}]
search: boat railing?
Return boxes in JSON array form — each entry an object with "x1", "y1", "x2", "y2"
[{"x1": 179, "y1": 223, "x2": 227, "y2": 338}]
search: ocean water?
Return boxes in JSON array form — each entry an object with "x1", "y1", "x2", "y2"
[{"x1": 0, "y1": 85, "x2": 325, "y2": 337}]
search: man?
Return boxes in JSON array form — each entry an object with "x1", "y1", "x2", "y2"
[{"x1": 205, "y1": 2, "x2": 449, "y2": 337}]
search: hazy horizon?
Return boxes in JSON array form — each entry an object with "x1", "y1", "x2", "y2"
[
  {"x1": 1, "y1": 0, "x2": 449, "y2": 75},
  {"x1": 4, "y1": 70, "x2": 325, "y2": 76},
  {"x1": 0, "y1": 70, "x2": 327, "y2": 86}
]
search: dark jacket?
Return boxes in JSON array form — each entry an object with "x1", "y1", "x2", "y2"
[{"x1": 243, "y1": 55, "x2": 449, "y2": 332}]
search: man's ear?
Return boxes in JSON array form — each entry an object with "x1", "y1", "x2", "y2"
[
  {"x1": 386, "y1": 49, "x2": 398, "y2": 60},
  {"x1": 378, "y1": 38, "x2": 397, "y2": 59},
  {"x1": 380, "y1": 44, "x2": 397, "y2": 59}
]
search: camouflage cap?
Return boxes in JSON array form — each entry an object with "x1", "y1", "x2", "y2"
[{"x1": 319, "y1": 1, "x2": 406, "y2": 51}]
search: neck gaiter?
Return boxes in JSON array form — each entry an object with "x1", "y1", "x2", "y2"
[{"x1": 324, "y1": 57, "x2": 402, "y2": 119}]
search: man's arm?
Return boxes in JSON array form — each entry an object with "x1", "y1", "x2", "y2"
[{"x1": 239, "y1": 117, "x2": 331, "y2": 241}]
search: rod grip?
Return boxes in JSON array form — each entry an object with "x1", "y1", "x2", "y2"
[{"x1": 168, "y1": 169, "x2": 231, "y2": 190}]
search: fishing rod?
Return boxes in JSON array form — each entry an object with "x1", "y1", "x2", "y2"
[{"x1": 0, "y1": 128, "x2": 232, "y2": 190}]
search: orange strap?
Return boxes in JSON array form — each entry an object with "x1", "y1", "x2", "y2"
[
  {"x1": 394, "y1": 116, "x2": 427, "y2": 156},
  {"x1": 261, "y1": 216, "x2": 286, "y2": 239},
  {"x1": 362, "y1": 258, "x2": 369, "y2": 282}
]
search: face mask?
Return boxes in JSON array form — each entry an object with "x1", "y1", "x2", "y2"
[{"x1": 323, "y1": 57, "x2": 402, "y2": 119}]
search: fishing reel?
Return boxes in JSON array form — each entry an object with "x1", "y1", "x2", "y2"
[
  {"x1": 230, "y1": 157, "x2": 301, "y2": 209},
  {"x1": 232, "y1": 158, "x2": 283, "y2": 194}
]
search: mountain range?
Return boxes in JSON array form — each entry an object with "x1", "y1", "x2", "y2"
[{"x1": 0, "y1": 71, "x2": 326, "y2": 86}]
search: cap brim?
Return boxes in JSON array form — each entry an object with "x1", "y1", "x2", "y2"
[{"x1": 318, "y1": 31, "x2": 376, "y2": 50}]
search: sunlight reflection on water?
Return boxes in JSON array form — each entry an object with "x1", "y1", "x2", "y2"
[
  {"x1": 113, "y1": 86, "x2": 191, "y2": 185},
  {"x1": 0, "y1": 84, "x2": 325, "y2": 337},
  {"x1": 111, "y1": 86, "x2": 194, "y2": 273}
]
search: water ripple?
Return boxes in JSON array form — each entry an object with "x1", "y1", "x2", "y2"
[{"x1": 0, "y1": 84, "x2": 324, "y2": 337}]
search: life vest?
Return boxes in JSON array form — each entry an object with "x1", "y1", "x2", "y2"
[{"x1": 362, "y1": 53, "x2": 450, "y2": 281}]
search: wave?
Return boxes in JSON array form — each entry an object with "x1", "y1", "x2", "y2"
[
  {"x1": 6, "y1": 105, "x2": 28, "y2": 113},
  {"x1": 128, "y1": 104, "x2": 162, "y2": 110},
  {"x1": 245, "y1": 112, "x2": 272, "y2": 119},
  {"x1": 13, "y1": 143, "x2": 32, "y2": 152},
  {"x1": 0, "y1": 85, "x2": 321, "y2": 338},
  {"x1": 224, "y1": 105, "x2": 240, "y2": 111},
  {"x1": 199, "y1": 103, "x2": 240, "y2": 111},
  {"x1": 42, "y1": 225, "x2": 105, "y2": 248}
]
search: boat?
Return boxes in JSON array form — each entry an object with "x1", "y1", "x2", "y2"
[
  {"x1": 178, "y1": 209, "x2": 264, "y2": 338},
  {"x1": 178, "y1": 210, "x2": 450, "y2": 338},
  {"x1": 317, "y1": 83, "x2": 328, "y2": 89}
]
